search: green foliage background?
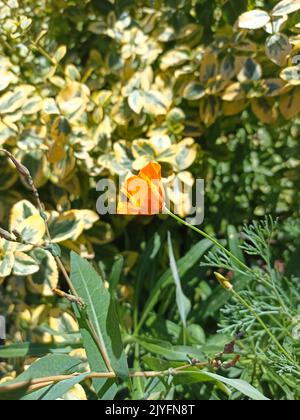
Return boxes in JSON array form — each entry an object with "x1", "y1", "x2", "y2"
[{"x1": 0, "y1": 0, "x2": 300, "y2": 400}]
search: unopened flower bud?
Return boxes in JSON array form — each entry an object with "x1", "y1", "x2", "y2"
[{"x1": 214, "y1": 272, "x2": 233, "y2": 290}]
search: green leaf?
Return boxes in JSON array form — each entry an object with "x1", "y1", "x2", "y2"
[
  {"x1": 138, "y1": 239, "x2": 212, "y2": 330},
  {"x1": 70, "y1": 252, "x2": 128, "y2": 380},
  {"x1": 167, "y1": 232, "x2": 191, "y2": 327},
  {"x1": 0, "y1": 342, "x2": 81, "y2": 358},
  {"x1": 109, "y1": 255, "x2": 124, "y2": 292},
  {"x1": 23, "y1": 373, "x2": 90, "y2": 401},
  {"x1": 176, "y1": 371, "x2": 269, "y2": 400},
  {"x1": 11, "y1": 354, "x2": 82, "y2": 382},
  {"x1": 73, "y1": 304, "x2": 117, "y2": 400},
  {"x1": 135, "y1": 230, "x2": 164, "y2": 310},
  {"x1": 238, "y1": 58, "x2": 262, "y2": 82},
  {"x1": 0, "y1": 354, "x2": 83, "y2": 400},
  {"x1": 136, "y1": 337, "x2": 204, "y2": 361}
]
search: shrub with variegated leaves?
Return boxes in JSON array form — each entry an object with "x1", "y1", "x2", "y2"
[{"x1": 0, "y1": 0, "x2": 300, "y2": 402}]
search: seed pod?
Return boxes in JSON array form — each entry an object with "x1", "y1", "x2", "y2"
[{"x1": 0, "y1": 228, "x2": 13, "y2": 241}]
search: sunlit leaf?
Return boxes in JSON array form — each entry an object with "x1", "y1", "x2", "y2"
[
  {"x1": 279, "y1": 87, "x2": 300, "y2": 119},
  {"x1": 200, "y1": 53, "x2": 218, "y2": 84},
  {"x1": 57, "y1": 82, "x2": 89, "y2": 116},
  {"x1": 222, "y1": 82, "x2": 245, "y2": 101},
  {"x1": 128, "y1": 90, "x2": 144, "y2": 114},
  {"x1": 200, "y1": 96, "x2": 220, "y2": 126},
  {"x1": 265, "y1": 34, "x2": 291, "y2": 66},
  {"x1": 251, "y1": 98, "x2": 278, "y2": 124},
  {"x1": 237, "y1": 58, "x2": 262, "y2": 82},
  {"x1": 9, "y1": 200, "x2": 39, "y2": 229},
  {"x1": 29, "y1": 248, "x2": 59, "y2": 296},
  {"x1": 272, "y1": 0, "x2": 300, "y2": 16},
  {"x1": 280, "y1": 66, "x2": 300, "y2": 85},
  {"x1": 160, "y1": 48, "x2": 190, "y2": 70},
  {"x1": 13, "y1": 252, "x2": 39, "y2": 276},
  {"x1": 0, "y1": 85, "x2": 35, "y2": 114},
  {"x1": 183, "y1": 82, "x2": 206, "y2": 100},
  {"x1": 238, "y1": 9, "x2": 270, "y2": 30}
]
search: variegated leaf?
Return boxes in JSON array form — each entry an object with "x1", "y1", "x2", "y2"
[
  {"x1": 28, "y1": 248, "x2": 59, "y2": 296},
  {"x1": 10, "y1": 200, "x2": 40, "y2": 230},
  {"x1": 272, "y1": 0, "x2": 300, "y2": 16},
  {"x1": 251, "y1": 98, "x2": 278, "y2": 124},
  {"x1": 265, "y1": 34, "x2": 291, "y2": 66},
  {"x1": 200, "y1": 96, "x2": 220, "y2": 126},
  {"x1": 279, "y1": 87, "x2": 300, "y2": 119},
  {"x1": 280, "y1": 66, "x2": 300, "y2": 85},
  {"x1": 238, "y1": 10, "x2": 270, "y2": 30},
  {"x1": 13, "y1": 252, "x2": 39, "y2": 276}
]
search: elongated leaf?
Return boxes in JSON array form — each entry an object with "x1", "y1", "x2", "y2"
[
  {"x1": 0, "y1": 354, "x2": 83, "y2": 400},
  {"x1": 10, "y1": 354, "x2": 82, "y2": 383},
  {"x1": 109, "y1": 255, "x2": 124, "y2": 292},
  {"x1": 175, "y1": 371, "x2": 269, "y2": 400},
  {"x1": 22, "y1": 373, "x2": 90, "y2": 401},
  {"x1": 135, "y1": 229, "x2": 165, "y2": 304},
  {"x1": 138, "y1": 239, "x2": 212, "y2": 330},
  {"x1": 70, "y1": 252, "x2": 128, "y2": 380},
  {"x1": 0, "y1": 342, "x2": 81, "y2": 359},
  {"x1": 73, "y1": 304, "x2": 117, "y2": 400},
  {"x1": 167, "y1": 232, "x2": 191, "y2": 327},
  {"x1": 136, "y1": 337, "x2": 204, "y2": 361}
]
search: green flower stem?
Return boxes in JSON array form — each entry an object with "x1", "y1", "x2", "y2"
[{"x1": 165, "y1": 208, "x2": 250, "y2": 273}]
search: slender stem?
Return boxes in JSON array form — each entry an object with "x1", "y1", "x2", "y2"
[
  {"x1": 165, "y1": 208, "x2": 250, "y2": 273},
  {"x1": 29, "y1": 41, "x2": 56, "y2": 65},
  {"x1": 0, "y1": 362, "x2": 209, "y2": 395}
]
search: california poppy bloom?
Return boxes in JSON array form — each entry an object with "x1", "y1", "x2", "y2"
[{"x1": 117, "y1": 162, "x2": 165, "y2": 215}]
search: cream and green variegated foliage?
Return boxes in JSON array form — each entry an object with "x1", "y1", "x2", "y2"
[
  {"x1": 0, "y1": 200, "x2": 99, "y2": 295},
  {"x1": 0, "y1": 0, "x2": 298, "y2": 213},
  {"x1": 0, "y1": 1, "x2": 300, "y2": 283}
]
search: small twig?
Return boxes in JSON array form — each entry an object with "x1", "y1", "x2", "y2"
[
  {"x1": 52, "y1": 288, "x2": 84, "y2": 307},
  {"x1": 29, "y1": 41, "x2": 56, "y2": 66}
]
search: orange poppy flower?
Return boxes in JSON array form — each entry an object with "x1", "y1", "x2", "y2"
[{"x1": 117, "y1": 162, "x2": 165, "y2": 215}]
